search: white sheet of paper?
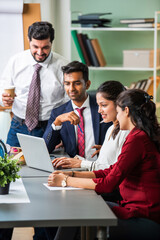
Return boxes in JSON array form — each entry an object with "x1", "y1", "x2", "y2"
[
  {"x1": 0, "y1": 178, "x2": 30, "y2": 204},
  {"x1": 43, "y1": 183, "x2": 83, "y2": 190}
]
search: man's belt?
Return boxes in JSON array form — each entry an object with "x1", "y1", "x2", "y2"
[{"x1": 13, "y1": 115, "x2": 48, "y2": 128}]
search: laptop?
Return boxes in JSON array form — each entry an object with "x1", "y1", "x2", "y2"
[{"x1": 17, "y1": 133, "x2": 86, "y2": 173}]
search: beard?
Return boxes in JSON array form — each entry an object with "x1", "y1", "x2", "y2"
[
  {"x1": 32, "y1": 53, "x2": 48, "y2": 63},
  {"x1": 31, "y1": 49, "x2": 51, "y2": 63}
]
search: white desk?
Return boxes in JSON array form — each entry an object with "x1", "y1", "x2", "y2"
[{"x1": 0, "y1": 177, "x2": 117, "y2": 239}]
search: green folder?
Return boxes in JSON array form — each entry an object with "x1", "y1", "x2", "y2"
[{"x1": 71, "y1": 30, "x2": 86, "y2": 64}]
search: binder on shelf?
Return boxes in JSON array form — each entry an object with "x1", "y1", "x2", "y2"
[
  {"x1": 71, "y1": 30, "x2": 86, "y2": 64},
  {"x1": 85, "y1": 39, "x2": 100, "y2": 67},
  {"x1": 91, "y1": 39, "x2": 106, "y2": 67},
  {"x1": 77, "y1": 33, "x2": 91, "y2": 66}
]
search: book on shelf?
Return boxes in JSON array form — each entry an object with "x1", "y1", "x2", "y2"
[
  {"x1": 72, "y1": 31, "x2": 107, "y2": 67},
  {"x1": 91, "y1": 39, "x2": 106, "y2": 67},
  {"x1": 129, "y1": 79, "x2": 152, "y2": 92},
  {"x1": 143, "y1": 79, "x2": 153, "y2": 93},
  {"x1": 130, "y1": 79, "x2": 148, "y2": 90},
  {"x1": 81, "y1": 34, "x2": 93, "y2": 65},
  {"x1": 71, "y1": 30, "x2": 86, "y2": 64},
  {"x1": 85, "y1": 38, "x2": 100, "y2": 67},
  {"x1": 128, "y1": 23, "x2": 160, "y2": 28},
  {"x1": 135, "y1": 80, "x2": 144, "y2": 89},
  {"x1": 120, "y1": 18, "x2": 154, "y2": 24},
  {"x1": 129, "y1": 82, "x2": 137, "y2": 89},
  {"x1": 146, "y1": 76, "x2": 160, "y2": 96},
  {"x1": 129, "y1": 76, "x2": 160, "y2": 96},
  {"x1": 130, "y1": 80, "x2": 146, "y2": 90},
  {"x1": 140, "y1": 79, "x2": 148, "y2": 90},
  {"x1": 77, "y1": 33, "x2": 91, "y2": 66}
]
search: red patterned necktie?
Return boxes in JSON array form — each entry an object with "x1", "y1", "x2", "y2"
[
  {"x1": 76, "y1": 107, "x2": 86, "y2": 157},
  {"x1": 25, "y1": 63, "x2": 42, "y2": 131}
]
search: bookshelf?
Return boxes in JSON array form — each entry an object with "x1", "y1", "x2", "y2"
[{"x1": 70, "y1": 11, "x2": 160, "y2": 103}]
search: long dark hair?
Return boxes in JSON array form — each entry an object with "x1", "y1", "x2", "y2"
[
  {"x1": 97, "y1": 81, "x2": 126, "y2": 139},
  {"x1": 117, "y1": 89, "x2": 160, "y2": 152}
]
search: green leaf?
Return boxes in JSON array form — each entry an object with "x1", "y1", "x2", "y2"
[{"x1": 0, "y1": 153, "x2": 21, "y2": 187}]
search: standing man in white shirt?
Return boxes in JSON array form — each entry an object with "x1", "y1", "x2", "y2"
[{"x1": 0, "y1": 21, "x2": 69, "y2": 147}]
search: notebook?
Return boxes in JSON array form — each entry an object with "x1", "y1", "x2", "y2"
[{"x1": 17, "y1": 133, "x2": 86, "y2": 173}]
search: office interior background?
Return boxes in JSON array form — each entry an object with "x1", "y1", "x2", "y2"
[
  {"x1": 0, "y1": 1, "x2": 160, "y2": 239},
  {"x1": 0, "y1": 0, "x2": 160, "y2": 141}
]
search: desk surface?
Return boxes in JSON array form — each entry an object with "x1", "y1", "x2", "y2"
[
  {"x1": 0, "y1": 177, "x2": 117, "y2": 228},
  {"x1": 19, "y1": 165, "x2": 50, "y2": 177}
]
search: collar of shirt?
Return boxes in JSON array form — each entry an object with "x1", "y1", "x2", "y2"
[{"x1": 71, "y1": 94, "x2": 90, "y2": 113}]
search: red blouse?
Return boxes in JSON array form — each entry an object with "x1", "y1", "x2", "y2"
[{"x1": 93, "y1": 128, "x2": 160, "y2": 223}]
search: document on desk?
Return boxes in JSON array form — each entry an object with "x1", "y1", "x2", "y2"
[
  {"x1": 43, "y1": 183, "x2": 83, "y2": 191},
  {"x1": 0, "y1": 178, "x2": 30, "y2": 204}
]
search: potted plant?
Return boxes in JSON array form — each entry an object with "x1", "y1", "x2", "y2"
[{"x1": 0, "y1": 153, "x2": 21, "y2": 195}]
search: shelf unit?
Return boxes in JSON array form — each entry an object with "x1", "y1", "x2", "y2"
[{"x1": 70, "y1": 11, "x2": 160, "y2": 102}]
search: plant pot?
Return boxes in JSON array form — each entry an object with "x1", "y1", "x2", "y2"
[{"x1": 0, "y1": 183, "x2": 10, "y2": 195}]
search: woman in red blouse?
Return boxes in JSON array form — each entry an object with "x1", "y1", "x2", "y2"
[{"x1": 49, "y1": 89, "x2": 160, "y2": 240}]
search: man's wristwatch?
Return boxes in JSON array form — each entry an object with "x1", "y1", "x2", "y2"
[{"x1": 61, "y1": 175, "x2": 69, "y2": 187}]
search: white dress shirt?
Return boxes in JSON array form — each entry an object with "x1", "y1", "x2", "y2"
[
  {"x1": 52, "y1": 96, "x2": 97, "y2": 161},
  {"x1": 0, "y1": 49, "x2": 69, "y2": 120},
  {"x1": 81, "y1": 125, "x2": 129, "y2": 171}
]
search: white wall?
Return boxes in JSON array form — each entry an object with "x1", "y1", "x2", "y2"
[{"x1": 53, "y1": 0, "x2": 71, "y2": 60}]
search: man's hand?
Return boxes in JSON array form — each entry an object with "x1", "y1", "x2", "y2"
[
  {"x1": 91, "y1": 145, "x2": 102, "y2": 158},
  {"x1": 55, "y1": 141, "x2": 64, "y2": 149},
  {"x1": 52, "y1": 156, "x2": 82, "y2": 168},
  {"x1": 48, "y1": 172, "x2": 66, "y2": 186},
  {"x1": 2, "y1": 92, "x2": 16, "y2": 107},
  {"x1": 54, "y1": 111, "x2": 80, "y2": 126}
]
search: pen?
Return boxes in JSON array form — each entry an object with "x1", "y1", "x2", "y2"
[{"x1": 78, "y1": 124, "x2": 83, "y2": 134}]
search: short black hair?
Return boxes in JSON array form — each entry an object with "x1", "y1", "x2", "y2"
[
  {"x1": 28, "y1": 21, "x2": 55, "y2": 43},
  {"x1": 61, "y1": 61, "x2": 89, "y2": 83}
]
